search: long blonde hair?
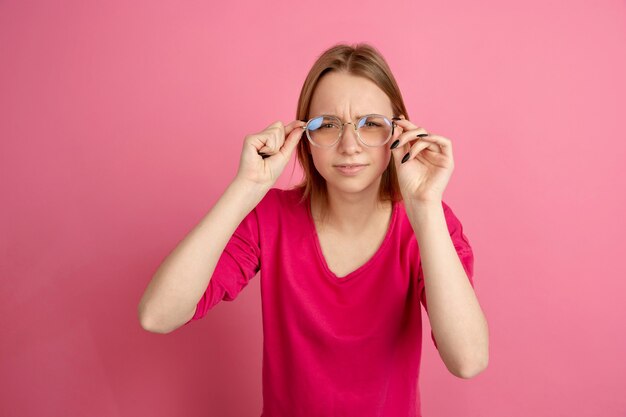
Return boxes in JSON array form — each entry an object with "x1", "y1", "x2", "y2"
[{"x1": 290, "y1": 42, "x2": 409, "y2": 222}]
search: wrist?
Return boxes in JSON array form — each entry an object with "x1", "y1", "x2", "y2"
[
  {"x1": 231, "y1": 177, "x2": 271, "y2": 197},
  {"x1": 404, "y1": 197, "x2": 442, "y2": 211},
  {"x1": 404, "y1": 199, "x2": 446, "y2": 239}
]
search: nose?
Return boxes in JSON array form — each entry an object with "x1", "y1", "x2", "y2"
[{"x1": 337, "y1": 122, "x2": 362, "y2": 153}]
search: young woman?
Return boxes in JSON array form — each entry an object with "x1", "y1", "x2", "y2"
[{"x1": 138, "y1": 42, "x2": 489, "y2": 417}]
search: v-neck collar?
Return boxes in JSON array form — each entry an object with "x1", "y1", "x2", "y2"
[{"x1": 305, "y1": 192, "x2": 398, "y2": 283}]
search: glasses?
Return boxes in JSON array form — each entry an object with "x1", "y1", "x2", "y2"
[{"x1": 302, "y1": 114, "x2": 397, "y2": 148}]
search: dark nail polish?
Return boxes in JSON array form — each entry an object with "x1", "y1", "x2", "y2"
[
  {"x1": 391, "y1": 117, "x2": 402, "y2": 121},
  {"x1": 401, "y1": 152, "x2": 410, "y2": 164},
  {"x1": 417, "y1": 133, "x2": 428, "y2": 137},
  {"x1": 390, "y1": 139, "x2": 400, "y2": 149}
]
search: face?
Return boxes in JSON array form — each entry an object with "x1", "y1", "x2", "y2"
[{"x1": 307, "y1": 71, "x2": 401, "y2": 197}]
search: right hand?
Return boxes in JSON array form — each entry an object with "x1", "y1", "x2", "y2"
[{"x1": 235, "y1": 119, "x2": 307, "y2": 188}]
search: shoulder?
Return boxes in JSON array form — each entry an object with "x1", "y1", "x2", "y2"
[
  {"x1": 254, "y1": 185, "x2": 307, "y2": 216},
  {"x1": 260, "y1": 186, "x2": 305, "y2": 205}
]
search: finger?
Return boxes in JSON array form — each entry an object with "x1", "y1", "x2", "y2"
[
  {"x1": 247, "y1": 132, "x2": 269, "y2": 153},
  {"x1": 253, "y1": 121, "x2": 280, "y2": 144},
  {"x1": 411, "y1": 134, "x2": 453, "y2": 158},
  {"x1": 259, "y1": 133, "x2": 278, "y2": 153},
  {"x1": 392, "y1": 117, "x2": 422, "y2": 133},
  {"x1": 394, "y1": 130, "x2": 430, "y2": 154},
  {"x1": 266, "y1": 120, "x2": 284, "y2": 130},
  {"x1": 279, "y1": 124, "x2": 305, "y2": 158},
  {"x1": 284, "y1": 119, "x2": 307, "y2": 135},
  {"x1": 253, "y1": 130, "x2": 279, "y2": 158},
  {"x1": 390, "y1": 119, "x2": 429, "y2": 152},
  {"x1": 260, "y1": 120, "x2": 303, "y2": 153},
  {"x1": 403, "y1": 139, "x2": 438, "y2": 163},
  {"x1": 258, "y1": 124, "x2": 305, "y2": 159}
]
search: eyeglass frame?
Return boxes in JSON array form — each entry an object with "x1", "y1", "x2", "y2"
[{"x1": 300, "y1": 113, "x2": 399, "y2": 148}]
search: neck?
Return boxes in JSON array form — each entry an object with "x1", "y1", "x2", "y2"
[{"x1": 312, "y1": 182, "x2": 391, "y2": 234}]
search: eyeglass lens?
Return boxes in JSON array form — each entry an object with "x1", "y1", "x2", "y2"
[{"x1": 306, "y1": 115, "x2": 393, "y2": 147}]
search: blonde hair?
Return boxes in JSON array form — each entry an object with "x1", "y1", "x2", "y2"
[{"x1": 290, "y1": 42, "x2": 409, "y2": 222}]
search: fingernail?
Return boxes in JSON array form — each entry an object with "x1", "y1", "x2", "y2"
[
  {"x1": 417, "y1": 133, "x2": 428, "y2": 137},
  {"x1": 391, "y1": 117, "x2": 402, "y2": 121},
  {"x1": 390, "y1": 139, "x2": 400, "y2": 149},
  {"x1": 401, "y1": 152, "x2": 410, "y2": 164}
]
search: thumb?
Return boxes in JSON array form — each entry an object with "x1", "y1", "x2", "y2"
[{"x1": 279, "y1": 123, "x2": 306, "y2": 158}]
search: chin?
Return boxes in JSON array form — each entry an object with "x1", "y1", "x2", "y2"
[{"x1": 328, "y1": 174, "x2": 379, "y2": 193}]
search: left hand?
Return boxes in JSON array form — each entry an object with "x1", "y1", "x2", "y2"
[{"x1": 390, "y1": 116, "x2": 455, "y2": 203}]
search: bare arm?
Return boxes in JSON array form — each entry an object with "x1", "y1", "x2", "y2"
[
  {"x1": 405, "y1": 200, "x2": 489, "y2": 379},
  {"x1": 137, "y1": 179, "x2": 269, "y2": 334}
]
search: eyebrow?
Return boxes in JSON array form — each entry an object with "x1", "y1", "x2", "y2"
[{"x1": 320, "y1": 113, "x2": 380, "y2": 120}]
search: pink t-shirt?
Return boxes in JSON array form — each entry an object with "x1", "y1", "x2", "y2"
[{"x1": 185, "y1": 186, "x2": 475, "y2": 417}]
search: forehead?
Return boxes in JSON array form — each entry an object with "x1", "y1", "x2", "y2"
[{"x1": 309, "y1": 71, "x2": 392, "y2": 116}]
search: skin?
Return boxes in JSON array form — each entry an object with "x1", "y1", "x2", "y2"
[
  {"x1": 307, "y1": 71, "x2": 403, "y2": 233},
  {"x1": 237, "y1": 70, "x2": 489, "y2": 377},
  {"x1": 306, "y1": 71, "x2": 489, "y2": 377}
]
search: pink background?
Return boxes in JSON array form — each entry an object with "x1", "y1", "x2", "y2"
[{"x1": 1, "y1": 0, "x2": 625, "y2": 416}]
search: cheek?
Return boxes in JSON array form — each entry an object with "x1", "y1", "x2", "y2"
[
  {"x1": 375, "y1": 149, "x2": 392, "y2": 169},
  {"x1": 310, "y1": 150, "x2": 330, "y2": 174}
]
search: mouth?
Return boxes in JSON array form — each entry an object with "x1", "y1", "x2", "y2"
[
  {"x1": 333, "y1": 164, "x2": 368, "y2": 168},
  {"x1": 334, "y1": 164, "x2": 368, "y2": 175}
]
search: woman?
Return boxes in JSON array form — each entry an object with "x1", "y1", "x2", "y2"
[{"x1": 138, "y1": 42, "x2": 489, "y2": 417}]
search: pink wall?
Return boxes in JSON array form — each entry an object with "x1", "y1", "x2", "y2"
[{"x1": 1, "y1": 0, "x2": 625, "y2": 416}]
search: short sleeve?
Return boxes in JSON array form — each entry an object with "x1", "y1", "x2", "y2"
[
  {"x1": 184, "y1": 205, "x2": 261, "y2": 325},
  {"x1": 417, "y1": 201, "x2": 475, "y2": 349}
]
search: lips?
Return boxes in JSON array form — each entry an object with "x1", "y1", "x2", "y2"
[{"x1": 334, "y1": 164, "x2": 368, "y2": 175}]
